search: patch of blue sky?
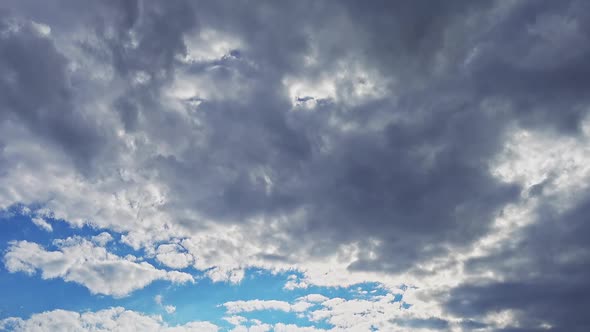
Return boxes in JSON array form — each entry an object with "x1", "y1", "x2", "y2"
[
  {"x1": 0, "y1": 209, "x2": 408, "y2": 330},
  {"x1": 0, "y1": 205, "x2": 110, "y2": 249}
]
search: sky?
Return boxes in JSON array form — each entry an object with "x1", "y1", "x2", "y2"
[{"x1": 0, "y1": 0, "x2": 589, "y2": 331}]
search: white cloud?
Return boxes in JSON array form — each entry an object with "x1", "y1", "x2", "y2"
[
  {"x1": 91, "y1": 232, "x2": 113, "y2": 246},
  {"x1": 156, "y1": 243, "x2": 194, "y2": 269},
  {"x1": 30, "y1": 21, "x2": 51, "y2": 36},
  {"x1": 222, "y1": 300, "x2": 293, "y2": 314},
  {"x1": 31, "y1": 217, "x2": 52, "y2": 232},
  {"x1": 295, "y1": 294, "x2": 329, "y2": 303},
  {"x1": 273, "y1": 324, "x2": 326, "y2": 332},
  {"x1": 164, "y1": 305, "x2": 176, "y2": 314},
  {"x1": 229, "y1": 325, "x2": 272, "y2": 332},
  {"x1": 3, "y1": 238, "x2": 194, "y2": 297},
  {"x1": 0, "y1": 307, "x2": 218, "y2": 332},
  {"x1": 224, "y1": 315, "x2": 248, "y2": 326},
  {"x1": 225, "y1": 316, "x2": 272, "y2": 332},
  {"x1": 219, "y1": 291, "x2": 463, "y2": 332}
]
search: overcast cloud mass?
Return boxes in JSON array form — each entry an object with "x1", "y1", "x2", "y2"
[{"x1": 1, "y1": 0, "x2": 589, "y2": 331}]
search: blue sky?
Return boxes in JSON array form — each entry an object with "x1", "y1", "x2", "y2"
[
  {"x1": 0, "y1": 210, "x2": 406, "y2": 331},
  {"x1": 1, "y1": 0, "x2": 590, "y2": 331}
]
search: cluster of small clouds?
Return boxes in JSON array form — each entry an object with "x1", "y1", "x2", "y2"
[
  {"x1": 4, "y1": 235, "x2": 193, "y2": 297},
  {"x1": 0, "y1": 307, "x2": 218, "y2": 332},
  {"x1": 1, "y1": 0, "x2": 590, "y2": 330},
  {"x1": 0, "y1": 308, "x2": 319, "y2": 332},
  {"x1": 0, "y1": 290, "x2": 483, "y2": 332},
  {"x1": 220, "y1": 292, "x2": 479, "y2": 332}
]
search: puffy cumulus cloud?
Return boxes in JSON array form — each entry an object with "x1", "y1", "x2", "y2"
[
  {"x1": 155, "y1": 243, "x2": 194, "y2": 269},
  {"x1": 296, "y1": 294, "x2": 330, "y2": 303},
  {"x1": 3, "y1": 237, "x2": 194, "y2": 297},
  {"x1": 0, "y1": 0, "x2": 590, "y2": 330},
  {"x1": 0, "y1": 307, "x2": 218, "y2": 332}
]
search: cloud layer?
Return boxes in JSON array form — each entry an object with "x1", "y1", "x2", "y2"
[{"x1": 1, "y1": 0, "x2": 590, "y2": 330}]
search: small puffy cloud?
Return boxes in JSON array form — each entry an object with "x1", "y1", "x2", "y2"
[
  {"x1": 222, "y1": 300, "x2": 293, "y2": 314},
  {"x1": 31, "y1": 217, "x2": 52, "y2": 232},
  {"x1": 290, "y1": 301, "x2": 314, "y2": 313},
  {"x1": 0, "y1": 307, "x2": 218, "y2": 332},
  {"x1": 224, "y1": 315, "x2": 247, "y2": 326},
  {"x1": 164, "y1": 305, "x2": 176, "y2": 314},
  {"x1": 3, "y1": 238, "x2": 194, "y2": 297},
  {"x1": 295, "y1": 294, "x2": 329, "y2": 303}
]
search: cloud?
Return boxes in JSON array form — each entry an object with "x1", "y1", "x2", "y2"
[
  {"x1": 91, "y1": 232, "x2": 113, "y2": 246},
  {"x1": 222, "y1": 300, "x2": 296, "y2": 314},
  {"x1": 224, "y1": 315, "x2": 247, "y2": 326},
  {"x1": 1, "y1": 0, "x2": 590, "y2": 330},
  {"x1": 446, "y1": 197, "x2": 590, "y2": 331},
  {"x1": 0, "y1": 307, "x2": 218, "y2": 332},
  {"x1": 295, "y1": 294, "x2": 329, "y2": 303},
  {"x1": 155, "y1": 243, "x2": 194, "y2": 269},
  {"x1": 31, "y1": 217, "x2": 52, "y2": 232},
  {"x1": 0, "y1": 0, "x2": 522, "y2": 277},
  {"x1": 273, "y1": 325, "x2": 328, "y2": 332},
  {"x1": 220, "y1": 290, "x2": 454, "y2": 331},
  {"x1": 0, "y1": 11, "x2": 107, "y2": 168},
  {"x1": 440, "y1": 124, "x2": 590, "y2": 331},
  {"x1": 3, "y1": 237, "x2": 194, "y2": 297}
]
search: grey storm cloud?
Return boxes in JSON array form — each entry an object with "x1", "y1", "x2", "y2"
[
  {"x1": 0, "y1": 11, "x2": 105, "y2": 165},
  {"x1": 446, "y1": 194, "x2": 590, "y2": 332},
  {"x1": 1, "y1": 0, "x2": 589, "y2": 330}
]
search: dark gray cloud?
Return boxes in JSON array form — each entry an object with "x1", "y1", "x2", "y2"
[
  {"x1": 466, "y1": 0, "x2": 590, "y2": 133},
  {"x1": 1, "y1": 0, "x2": 590, "y2": 330},
  {"x1": 446, "y1": 194, "x2": 590, "y2": 331},
  {"x1": 394, "y1": 317, "x2": 450, "y2": 329},
  {"x1": 124, "y1": 1, "x2": 521, "y2": 272},
  {"x1": 0, "y1": 12, "x2": 105, "y2": 166}
]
